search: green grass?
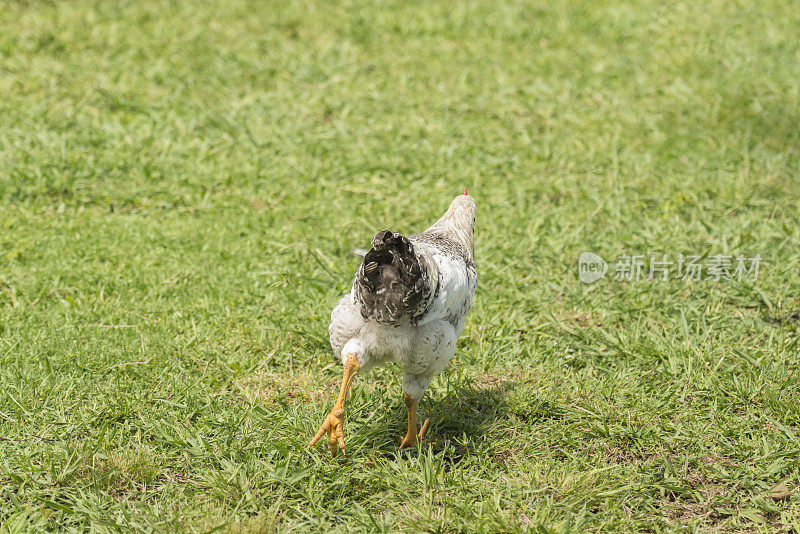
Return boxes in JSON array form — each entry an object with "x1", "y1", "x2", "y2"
[{"x1": 1, "y1": 0, "x2": 799, "y2": 531}]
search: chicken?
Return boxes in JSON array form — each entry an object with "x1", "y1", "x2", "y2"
[{"x1": 309, "y1": 190, "x2": 477, "y2": 456}]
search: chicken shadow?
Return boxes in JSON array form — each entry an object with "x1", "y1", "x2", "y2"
[
  {"x1": 424, "y1": 378, "x2": 516, "y2": 443},
  {"x1": 351, "y1": 374, "x2": 564, "y2": 460},
  {"x1": 363, "y1": 377, "x2": 525, "y2": 460}
]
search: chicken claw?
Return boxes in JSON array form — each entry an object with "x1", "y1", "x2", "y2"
[
  {"x1": 308, "y1": 353, "x2": 359, "y2": 457},
  {"x1": 309, "y1": 407, "x2": 346, "y2": 456},
  {"x1": 399, "y1": 394, "x2": 430, "y2": 449}
]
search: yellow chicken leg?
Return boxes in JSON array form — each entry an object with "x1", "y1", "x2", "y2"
[
  {"x1": 309, "y1": 353, "x2": 359, "y2": 457},
  {"x1": 399, "y1": 394, "x2": 430, "y2": 449}
]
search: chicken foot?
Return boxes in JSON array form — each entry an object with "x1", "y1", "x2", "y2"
[
  {"x1": 399, "y1": 394, "x2": 430, "y2": 449},
  {"x1": 309, "y1": 353, "x2": 359, "y2": 457}
]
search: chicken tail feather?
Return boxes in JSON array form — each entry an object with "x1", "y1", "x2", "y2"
[{"x1": 354, "y1": 231, "x2": 434, "y2": 326}]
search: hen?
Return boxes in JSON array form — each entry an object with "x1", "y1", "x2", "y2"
[{"x1": 309, "y1": 191, "x2": 477, "y2": 456}]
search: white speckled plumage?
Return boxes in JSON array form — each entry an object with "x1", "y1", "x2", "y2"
[{"x1": 329, "y1": 194, "x2": 477, "y2": 401}]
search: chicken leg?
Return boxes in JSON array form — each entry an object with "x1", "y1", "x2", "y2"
[
  {"x1": 399, "y1": 394, "x2": 430, "y2": 449},
  {"x1": 309, "y1": 353, "x2": 359, "y2": 457}
]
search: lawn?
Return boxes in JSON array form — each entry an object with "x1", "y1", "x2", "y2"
[{"x1": 1, "y1": 0, "x2": 799, "y2": 531}]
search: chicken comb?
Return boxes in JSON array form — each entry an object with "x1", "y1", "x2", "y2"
[{"x1": 464, "y1": 186, "x2": 468, "y2": 195}]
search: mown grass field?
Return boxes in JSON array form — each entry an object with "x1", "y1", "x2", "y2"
[{"x1": 1, "y1": 0, "x2": 799, "y2": 531}]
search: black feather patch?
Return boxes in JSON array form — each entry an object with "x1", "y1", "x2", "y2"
[{"x1": 354, "y1": 230, "x2": 433, "y2": 326}]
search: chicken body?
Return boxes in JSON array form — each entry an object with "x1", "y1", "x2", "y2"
[
  {"x1": 330, "y1": 236, "x2": 475, "y2": 398},
  {"x1": 310, "y1": 193, "x2": 477, "y2": 456}
]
